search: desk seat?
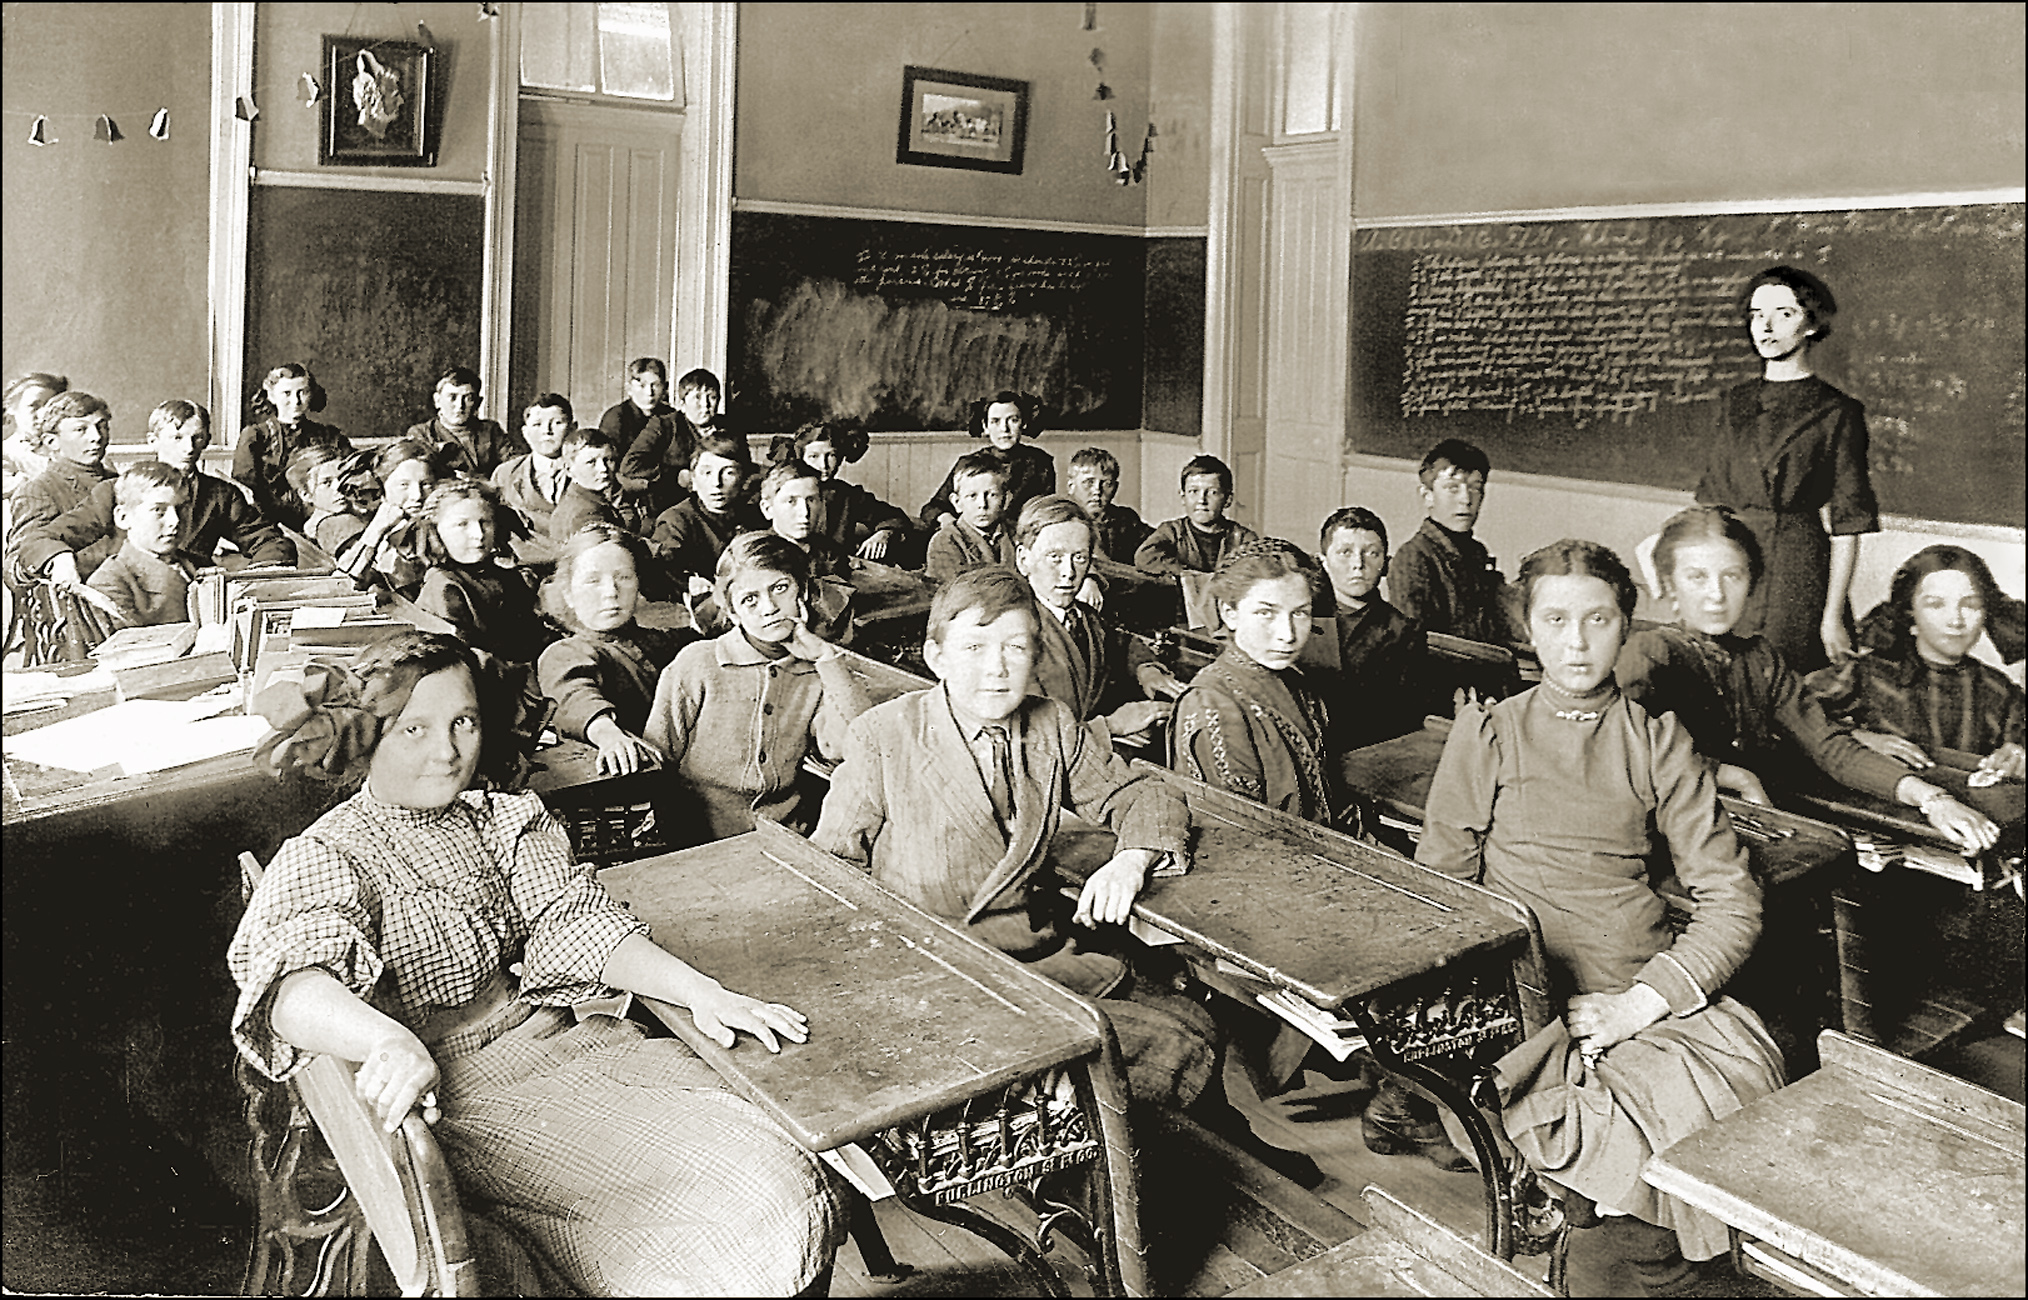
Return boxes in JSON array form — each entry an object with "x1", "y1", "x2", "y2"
[{"x1": 1229, "y1": 1185, "x2": 1553, "y2": 1298}]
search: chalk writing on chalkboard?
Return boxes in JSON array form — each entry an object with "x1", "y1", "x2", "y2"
[
  {"x1": 853, "y1": 247, "x2": 1113, "y2": 312},
  {"x1": 1350, "y1": 204, "x2": 2024, "y2": 527},
  {"x1": 729, "y1": 211, "x2": 1145, "y2": 432}
]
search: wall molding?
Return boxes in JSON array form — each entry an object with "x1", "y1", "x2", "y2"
[
  {"x1": 1354, "y1": 188, "x2": 2027, "y2": 229},
  {"x1": 676, "y1": 2, "x2": 738, "y2": 385},
  {"x1": 250, "y1": 168, "x2": 488, "y2": 196},
  {"x1": 732, "y1": 198, "x2": 1181, "y2": 239},
  {"x1": 208, "y1": 3, "x2": 255, "y2": 447},
  {"x1": 479, "y1": 4, "x2": 519, "y2": 424}
]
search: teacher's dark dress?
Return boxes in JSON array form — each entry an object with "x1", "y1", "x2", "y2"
[{"x1": 1695, "y1": 376, "x2": 1879, "y2": 673}]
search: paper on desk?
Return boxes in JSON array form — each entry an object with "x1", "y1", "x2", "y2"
[
  {"x1": 289, "y1": 604, "x2": 349, "y2": 629},
  {"x1": 3, "y1": 695, "x2": 268, "y2": 775},
  {"x1": 2, "y1": 666, "x2": 118, "y2": 713},
  {"x1": 1255, "y1": 987, "x2": 1368, "y2": 1063},
  {"x1": 1126, "y1": 913, "x2": 1186, "y2": 947},
  {"x1": 819, "y1": 1144, "x2": 896, "y2": 1201}
]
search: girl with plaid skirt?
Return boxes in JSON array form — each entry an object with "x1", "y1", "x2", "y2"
[{"x1": 229, "y1": 630, "x2": 841, "y2": 1296}]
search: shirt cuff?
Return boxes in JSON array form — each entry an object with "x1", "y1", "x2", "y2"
[{"x1": 1635, "y1": 952, "x2": 1708, "y2": 1018}]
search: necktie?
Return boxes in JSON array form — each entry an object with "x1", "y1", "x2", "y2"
[{"x1": 983, "y1": 725, "x2": 1015, "y2": 828}]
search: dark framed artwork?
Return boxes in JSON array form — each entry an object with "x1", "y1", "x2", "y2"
[
  {"x1": 321, "y1": 37, "x2": 436, "y2": 166},
  {"x1": 896, "y1": 66, "x2": 1029, "y2": 174}
]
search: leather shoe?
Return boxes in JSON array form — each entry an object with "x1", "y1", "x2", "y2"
[{"x1": 1361, "y1": 1076, "x2": 1473, "y2": 1172}]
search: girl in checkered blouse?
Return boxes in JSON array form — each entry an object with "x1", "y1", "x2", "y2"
[{"x1": 229, "y1": 630, "x2": 842, "y2": 1295}]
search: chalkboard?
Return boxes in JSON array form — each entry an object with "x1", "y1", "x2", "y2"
[
  {"x1": 1350, "y1": 204, "x2": 2025, "y2": 528},
  {"x1": 729, "y1": 211, "x2": 1145, "y2": 432},
  {"x1": 243, "y1": 187, "x2": 485, "y2": 442}
]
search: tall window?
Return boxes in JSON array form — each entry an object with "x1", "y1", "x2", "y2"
[{"x1": 521, "y1": 2, "x2": 681, "y2": 104}]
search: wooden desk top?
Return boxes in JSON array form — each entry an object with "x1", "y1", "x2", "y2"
[
  {"x1": 598, "y1": 818, "x2": 1104, "y2": 1152},
  {"x1": 1644, "y1": 1030, "x2": 2026, "y2": 1298},
  {"x1": 1790, "y1": 751, "x2": 2025, "y2": 857},
  {"x1": 1338, "y1": 717, "x2": 1857, "y2": 891},
  {"x1": 847, "y1": 559, "x2": 933, "y2": 627},
  {"x1": 1046, "y1": 765, "x2": 1534, "y2": 1012}
]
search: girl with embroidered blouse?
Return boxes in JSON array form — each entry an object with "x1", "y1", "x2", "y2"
[
  {"x1": 1618, "y1": 505, "x2": 1999, "y2": 856},
  {"x1": 1806, "y1": 545, "x2": 2025, "y2": 780},
  {"x1": 644, "y1": 531, "x2": 874, "y2": 845},
  {"x1": 1170, "y1": 539, "x2": 1340, "y2": 826},
  {"x1": 1417, "y1": 538, "x2": 1787, "y2": 1293},
  {"x1": 415, "y1": 479, "x2": 550, "y2": 665},
  {"x1": 537, "y1": 524, "x2": 696, "y2": 777},
  {"x1": 228, "y1": 630, "x2": 841, "y2": 1296}
]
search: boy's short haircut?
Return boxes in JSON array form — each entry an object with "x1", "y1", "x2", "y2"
[
  {"x1": 561, "y1": 427, "x2": 616, "y2": 459},
  {"x1": 627, "y1": 358, "x2": 668, "y2": 382},
  {"x1": 675, "y1": 368, "x2": 721, "y2": 400},
  {"x1": 148, "y1": 399, "x2": 211, "y2": 438},
  {"x1": 435, "y1": 366, "x2": 482, "y2": 393},
  {"x1": 1014, "y1": 494, "x2": 1095, "y2": 551},
  {"x1": 759, "y1": 458, "x2": 819, "y2": 502},
  {"x1": 1319, "y1": 505, "x2": 1389, "y2": 554},
  {"x1": 691, "y1": 432, "x2": 754, "y2": 470},
  {"x1": 1068, "y1": 447, "x2": 1121, "y2": 480},
  {"x1": 522, "y1": 392, "x2": 574, "y2": 424},
  {"x1": 114, "y1": 459, "x2": 184, "y2": 510},
  {"x1": 1419, "y1": 438, "x2": 1491, "y2": 486},
  {"x1": 1179, "y1": 454, "x2": 1234, "y2": 495},
  {"x1": 285, "y1": 442, "x2": 346, "y2": 494},
  {"x1": 713, "y1": 529, "x2": 811, "y2": 609},
  {"x1": 33, "y1": 391, "x2": 111, "y2": 443},
  {"x1": 926, "y1": 566, "x2": 1038, "y2": 646},
  {"x1": 952, "y1": 449, "x2": 1013, "y2": 489}
]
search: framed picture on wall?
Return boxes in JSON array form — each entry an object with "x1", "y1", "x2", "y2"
[
  {"x1": 321, "y1": 36, "x2": 435, "y2": 166},
  {"x1": 896, "y1": 66, "x2": 1028, "y2": 174}
]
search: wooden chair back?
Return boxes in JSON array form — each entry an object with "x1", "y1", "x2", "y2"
[{"x1": 236, "y1": 851, "x2": 478, "y2": 1297}]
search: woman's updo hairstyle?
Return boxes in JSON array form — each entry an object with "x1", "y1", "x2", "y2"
[
  {"x1": 1856, "y1": 544, "x2": 2008, "y2": 661},
  {"x1": 251, "y1": 362, "x2": 328, "y2": 420},
  {"x1": 1653, "y1": 504, "x2": 1765, "y2": 594},
  {"x1": 1740, "y1": 265, "x2": 1838, "y2": 343},
  {"x1": 712, "y1": 529, "x2": 811, "y2": 611},
  {"x1": 967, "y1": 390, "x2": 1046, "y2": 440},
  {"x1": 1517, "y1": 538, "x2": 1639, "y2": 624},
  {"x1": 1210, "y1": 538, "x2": 1318, "y2": 610},
  {"x1": 542, "y1": 522, "x2": 652, "y2": 628}
]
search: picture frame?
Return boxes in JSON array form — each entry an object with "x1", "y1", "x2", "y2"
[
  {"x1": 321, "y1": 36, "x2": 435, "y2": 166},
  {"x1": 896, "y1": 66, "x2": 1028, "y2": 174}
]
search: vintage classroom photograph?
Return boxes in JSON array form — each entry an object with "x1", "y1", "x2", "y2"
[{"x1": 2, "y1": 3, "x2": 2022, "y2": 1297}]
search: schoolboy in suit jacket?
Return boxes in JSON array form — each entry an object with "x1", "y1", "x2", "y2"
[{"x1": 813, "y1": 567, "x2": 1215, "y2": 1110}]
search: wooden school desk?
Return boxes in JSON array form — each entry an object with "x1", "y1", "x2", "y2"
[
  {"x1": 598, "y1": 817, "x2": 1151, "y2": 1296},
  {"x1": 1790, "y1": 752, "x2": 2025, "y2": 1056},
  {"x1": 1044, "y1": 765, "x2": 1559, "y2": 1264},
  {"x1": 1643, "y1": 1029, "x2": 2026, "y2": 1298}
]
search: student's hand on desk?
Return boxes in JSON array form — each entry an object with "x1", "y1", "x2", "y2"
[
  {"x1": 1715, "y1": 763, "x2": 1772, "y2": 807},
  {"x1": 1077, "y1": 576, "x2": 1105, "y2": 611},
  {"x1": 356, "y1": 1030, "x2": 441, "y2": 1134},
  {"x1": 688, "y1": 984, "x2": 810, "y2": 1054},
  {"x1": 1075, "y1": 849, "x2": 1155, "y2": 927},
  {"x1": 686, "y1": 574, "x2": 715, "y2": 600},
  {"x1": 1139, "y1": 666, "x2": 1186, "y2": 702},
  {"x1": 1852, "y1": 728, "x2": 1934, "y2": 769},
  {"x1": 856, "y1": 529, "x2": 896, "y2": 561},
  {"x1": 1924, "y1": 797, "x2": 2000, "y2": 855},
  {"x1": 43, "y1": 553, "x2": 123, "y2": 616},
  {"x1": 1105, "y1": 699, "x2": 1172, "y2": 747},
  {"x1": 1979, "y1": 742, "x2": 2025, "y2": 781},
  {"x1": 1566, "y1": 985, "x2": 1667, "y2": 1063},
  {"x1": 587, "y1": 716, "x2": 662, "y2": 775}
]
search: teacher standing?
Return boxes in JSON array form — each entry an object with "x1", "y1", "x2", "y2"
[{"x1": 1695, "y1": 266, "x2": 1877, "y2": 673}]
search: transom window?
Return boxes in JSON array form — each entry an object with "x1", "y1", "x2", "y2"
[{"x1": 521, "y1": 2, "x2": 681, "y2": 104}]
